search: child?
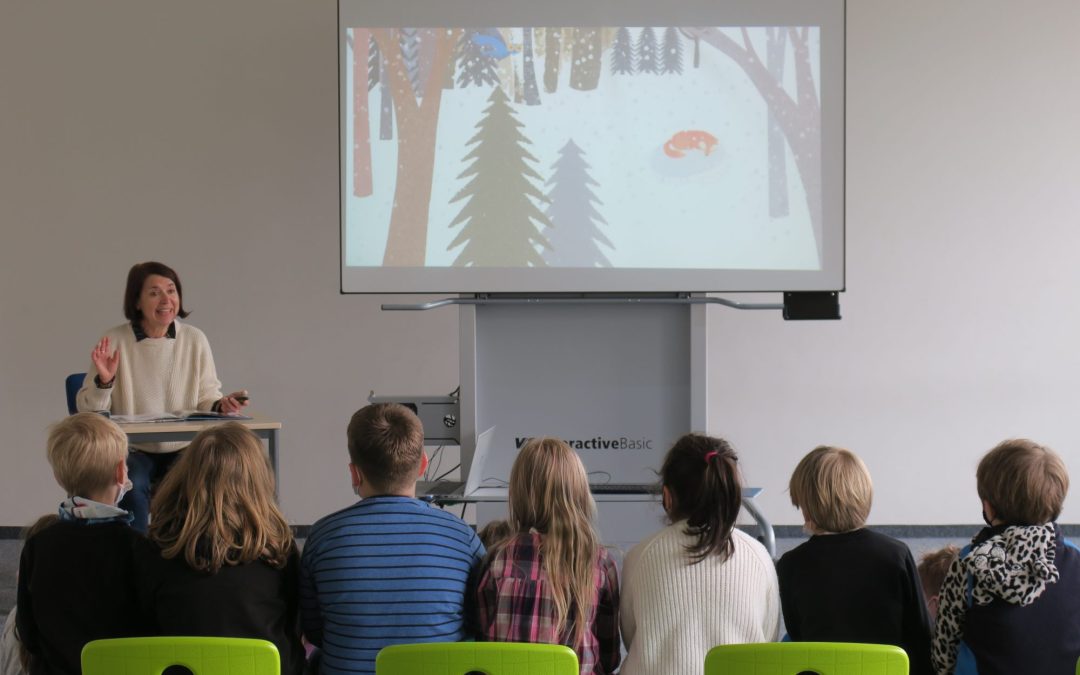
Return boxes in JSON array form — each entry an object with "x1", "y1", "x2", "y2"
[
  {"x1": 477, "y1": 519, "x2": 513, "y2": 550},
  {"x1": 475, "y1": 438, "x2": 620, "y2": 675},
  {"x1": 917, "y1": 545, "x2": 959, "y2": 623},
  {"x1": 136, "y1": 423, "x2": 304, "y2": 675},
  {"x1": 932, "y1": 439, "x2": 1080, "y2": 675},
  {"x1": 1, "y1": 514, "x2": 59, "y2": 675},
  {"x1": 776, "y1": 446, "x2": 932, "y2": 675},
  {"x1": 300, "y1": 403, "x2": 485, "y2": 675},
  {"x1": 16, "y1": 413, "x2": 147, "y2": 675},
  {"x1": 620, "y1": 434, "x2": 779, "y2": 675}
]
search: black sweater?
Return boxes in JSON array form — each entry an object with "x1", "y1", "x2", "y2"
[
  {"x1": 776, "y1": 528, "x2": 933, "y2": 675},
  {"x1": 134, "y1": 538, "x2": 305, "y2": 675},
  {"x1": 17, "y1": 519, "x2": 150, "y2": 675}
]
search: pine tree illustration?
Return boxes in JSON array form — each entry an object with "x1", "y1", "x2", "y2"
[
  {"x1": 367, "y1": 36, "x2": 380, "y2": 91},
  {"x1": 542, "y1": 139, "x2": 613, "y2": 267},
  {"x1": 399, "y1": 28, "x2": 423, "y2": 99},
  {"x1": 447, "y1": 87, "x2": 552, "y2": 266},
  {"x1": 635, "y1": 27, "x2": 659, "y2": 75},
  {"x1": 611, "y1": 27, "x2": 635, "y2": 75},
  {"x1": 455, "y1": 29, "x2": 501, "y2": 88},
  {"x1": 660, "y1": 27, "x2": 683, "y2": 74}
]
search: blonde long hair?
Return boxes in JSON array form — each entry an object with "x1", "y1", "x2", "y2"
[
  {"x1": 150, "y1": 423, "x2": 293, "y2": 573},
  {"x1": 507, "y1": 438, "x2": 600, "y2": 646}
]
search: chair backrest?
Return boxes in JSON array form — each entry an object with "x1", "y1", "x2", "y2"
[
  {"x1": 376, "y1": 642, "x2": 579, "y2": 675},
  {"x1": 704, "y1": 642, "x2": 909, "y2": 675},
  {"x1": 82, "y1": 637, "x2": 280, "y2": 675},
  {"x1": 65, "y1": 372, "x2": 85, "y2": 414}
]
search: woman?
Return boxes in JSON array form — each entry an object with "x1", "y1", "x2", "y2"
[
  {"x1": 619, "y1": 434, "x2": 780, "y2": 675},
  {"x1": 76, "y1": 261, "x2": 248, "y2": 531},
  {"x1": 135, "y1": 423, "x2": 303, "y2": 675},
  {"x1": 475, "y1": 438, "x2": 620, "y2": 675}
]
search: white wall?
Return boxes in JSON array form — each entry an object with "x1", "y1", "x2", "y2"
[{"x1": 2, "y1": 0, "x2": 1079, "y2": 528}]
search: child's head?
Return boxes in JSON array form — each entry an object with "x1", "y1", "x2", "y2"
[
  {"x1": 477, "y1": 519, "x2": 513, "y2": 549},
  {"x1": 789, "y1": 445, "x2": 873, "y2": 534},
  {"x1": 149, "y1": 422, "x2": 293, "y2": 573},
  {"x1": 508, "y1": 437, "x2": 599, "y2": 647},
  {"x1": 46, "y1": 412, "x2": 128, "y2": 499},
  {"x1": 977, "y1": 439, "x2": 1068, "y2": 525},
  {"x1": 917, "y1": 544, "x2": 960, "y2": 621},
  {"x1": 347, "y1": 403, "x2": 426, "y2": 495},
  {"x1": 660, "y1": 433, "x2": 743, "y2": 563}
]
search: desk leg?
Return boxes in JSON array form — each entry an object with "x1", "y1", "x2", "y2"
[
  {"x1": 742, "y1": 496, "x2": 776, "y2": 559},
  {"x1": 268, "y1": 428, "x2": 280, "y2": 499}
]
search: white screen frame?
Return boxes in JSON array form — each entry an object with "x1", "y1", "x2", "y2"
[{"x1": 339, "y1": 0, "x2": 845, "y2": 294}]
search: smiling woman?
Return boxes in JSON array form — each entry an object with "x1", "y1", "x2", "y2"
[{"x1": 74, "y1": 261, "x2": 250, "y2": 533}]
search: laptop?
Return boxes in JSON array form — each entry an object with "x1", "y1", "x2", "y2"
[{"x1": 418, "y1": 426, "x2": 495, "y2": 499}]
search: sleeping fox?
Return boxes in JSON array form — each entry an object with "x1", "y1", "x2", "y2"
[{"x1": 663, "y1": 130, "x2": 719, "y2": 158}]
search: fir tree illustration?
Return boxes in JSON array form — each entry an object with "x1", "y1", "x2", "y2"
[
  {"x1": 611, "y1": 27, "x2": 635, "y2": 75},
  {"x1": 456, "y1": 28, "x2": 501, "y2": 88},
  {"x1": 542, "y1": 139, "x2": 613, "y2": 267},
  {"x1": 399, "y1": 28, "x2": 423, "y2": 99},
  {"x1": 660, "y1": 27, "x2": 683, "y2": 74},
  {"x1": 635, "y1": 27, "x2": 659, "y2": 74},
  {"x1": 447, "y1": 87, "x2": 552, "y2": 266}
]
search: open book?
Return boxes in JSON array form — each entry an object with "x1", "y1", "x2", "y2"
[{"x1": 110, "y1": 410, "x2": 252, "y2": 423}]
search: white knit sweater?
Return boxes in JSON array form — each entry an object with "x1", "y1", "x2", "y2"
[
  {"x1": 619, "y1": 523, "x2": 780, "y2": 675},
  {"x1": 76, "y1": 321, "x2": 223, "y2": 452}
]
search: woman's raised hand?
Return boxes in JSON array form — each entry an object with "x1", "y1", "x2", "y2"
[{"x1": 91, "y1": 337, "x2": 121, "y2": 385}]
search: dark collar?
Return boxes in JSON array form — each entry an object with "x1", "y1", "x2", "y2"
[{"x1": 131, "y1": 321, "x2": 176, "y2": 341}]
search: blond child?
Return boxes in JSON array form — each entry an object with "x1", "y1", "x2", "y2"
[
  {"x1": 16, "y1": 413, "x2": 146, "y2": 675},
  {"x1": 475, "y1": 438, "x2": 620, "y2": 675},
  {"x1": 776, "y1": 446, "x2": 932, "y2": 675},
  {"x1": 931, "y1": 439, "x2": 1080, "y2": 675}
]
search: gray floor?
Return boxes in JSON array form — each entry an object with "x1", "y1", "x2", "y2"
[{"x1": 0, "y1": 533, "x2": 971, "y2": 618}]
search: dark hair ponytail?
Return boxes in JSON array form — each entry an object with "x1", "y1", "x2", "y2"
[{"x1": 660, "y1": 433, "x2": 742, "y2": 564}]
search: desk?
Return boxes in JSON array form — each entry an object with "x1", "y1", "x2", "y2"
[
  {"x1": 117, "y1": 414, "x2": 282, "y2": 486},
  {"x1": 431, "y1": 486, "x2": 777, "y2": 558}
]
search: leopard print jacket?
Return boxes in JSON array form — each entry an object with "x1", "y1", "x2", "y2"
[{"x1": 930, "y1": 523, "x2": 1058, "y2": 674}]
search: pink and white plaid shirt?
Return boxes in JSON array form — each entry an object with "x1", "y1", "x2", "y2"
[{"x1": 475, "y1": 531, "x2": 621, "y2": 675}]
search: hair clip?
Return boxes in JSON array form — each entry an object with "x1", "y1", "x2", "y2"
[{"x1": 704, "y1": 451, "x2": 719, "y2": 463}]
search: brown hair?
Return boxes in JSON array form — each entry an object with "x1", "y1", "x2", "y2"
[
  {"x1": 507, "y1": 438, "x2": 600, "y2": 648},
  {"x1": 123, "y1": 261, "x2": 190, "y2": 322},
  {"x1": 347, "y1": 403, "x2": 424, "y2": 492},
  {"x1": 977, "y1": 439, "x2": 1068, "y2": 525},
  {"x1": 46, "y1": 413, "x2": 128, "y2": 497},
  {"x1": 917, "y1": 545, "x2": 960, "y2": 599},
  {"x1": 661, "y1": 434, "x2": 742, "y2": 564},
  {"x1": 789, "y1": 445, "x2": 873, "y2": 533},
  {"x1": 477, "y1": 519, "x2": 513, "y2": 550},
  {"x1": 149, "y1": 423, "x2": 293, "y2": 573}
]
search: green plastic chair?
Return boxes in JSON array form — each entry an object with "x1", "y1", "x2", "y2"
[
  {"x1": 375, "y1": 642, "x2": 579, "y2": 675},
  {"x1": 704, "y1": 642, "x2": 909, "y2": 675},
  {"x1": 81, "y1": 637, "x2": 280, "y2": 675}
]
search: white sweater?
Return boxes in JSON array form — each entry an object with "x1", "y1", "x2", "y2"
[
  {"x1": 619, "y1": 523, "x2": 780, "y2": 675},
  {"x1": 76, "y1": 321, "x2": 223, "y2": 452}
]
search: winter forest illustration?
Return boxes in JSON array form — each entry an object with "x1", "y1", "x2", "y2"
[{"x1": 343, "y1": 26, "x2": 822, "y2": 271}]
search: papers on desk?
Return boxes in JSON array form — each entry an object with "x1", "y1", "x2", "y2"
[{"x1": 111, "y1": 411, "x2": 252, "y2": 423}]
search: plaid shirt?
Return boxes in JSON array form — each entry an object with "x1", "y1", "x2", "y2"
[{"x1": 476, "y1": 532, "x2": 621, "y2": 675}]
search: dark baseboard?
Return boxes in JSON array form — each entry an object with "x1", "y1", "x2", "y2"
[{"x1": 4, "y1": 523, "x2": 1080, "y2": 540}]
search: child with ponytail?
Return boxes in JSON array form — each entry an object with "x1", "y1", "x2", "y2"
[
  {"x1": 475, "y1": 438, "x2": 620, "y2": 675},
  {"x1": 619, "y1": 434, "x2": 780, "y2": 675}
]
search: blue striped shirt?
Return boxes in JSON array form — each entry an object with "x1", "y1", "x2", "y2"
[{"x1": 300, "y1": 496, "x2": 485, "y2": 675}]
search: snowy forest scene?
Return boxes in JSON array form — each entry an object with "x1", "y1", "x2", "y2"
[{"x1": 342, "y1": 26, "x2": 822, "y2": 271}]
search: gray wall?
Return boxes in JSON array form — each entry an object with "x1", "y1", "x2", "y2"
[{"x1": 2, "y1": 0, "x2": 1079, "y2": 529}]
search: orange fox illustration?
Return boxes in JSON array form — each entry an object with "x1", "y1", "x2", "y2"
[{"x1": 663, "y1": 130, "x2": 719, "y2": 158}]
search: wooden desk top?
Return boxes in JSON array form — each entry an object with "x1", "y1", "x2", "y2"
[{"x1": 116, "y1": 413, "x2": 281, "y2": 434}]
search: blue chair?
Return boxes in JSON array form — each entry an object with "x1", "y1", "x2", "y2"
[{"x1": 65, "y1": 372, "x2": 86, "y2": 414}]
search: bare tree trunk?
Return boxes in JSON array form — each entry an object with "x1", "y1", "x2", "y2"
[
  {"x1": 378, "y1": 56, "x2": 393, "y2": 141},
  {"x1": 544, "y1": 27, "x2": 561, "y2": 93},
  {"x1": 371, "y1": 28, "x2": 462, "y2": 266},
  {"x1": 570, "y1": 28, "x2": 601, "y2": 91},
  {"x1": 689, "y1": 26, "x2": 822, "y2": 259},
  {"x1": 522, "y1": 28, "x2": 541, "y2": 105},
  {"x1": 766, "y1": 27, "x2": 788, "y2": 218},
  {"x1": 352, "y1": 29, "x2": 373, "y2": 197}
]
